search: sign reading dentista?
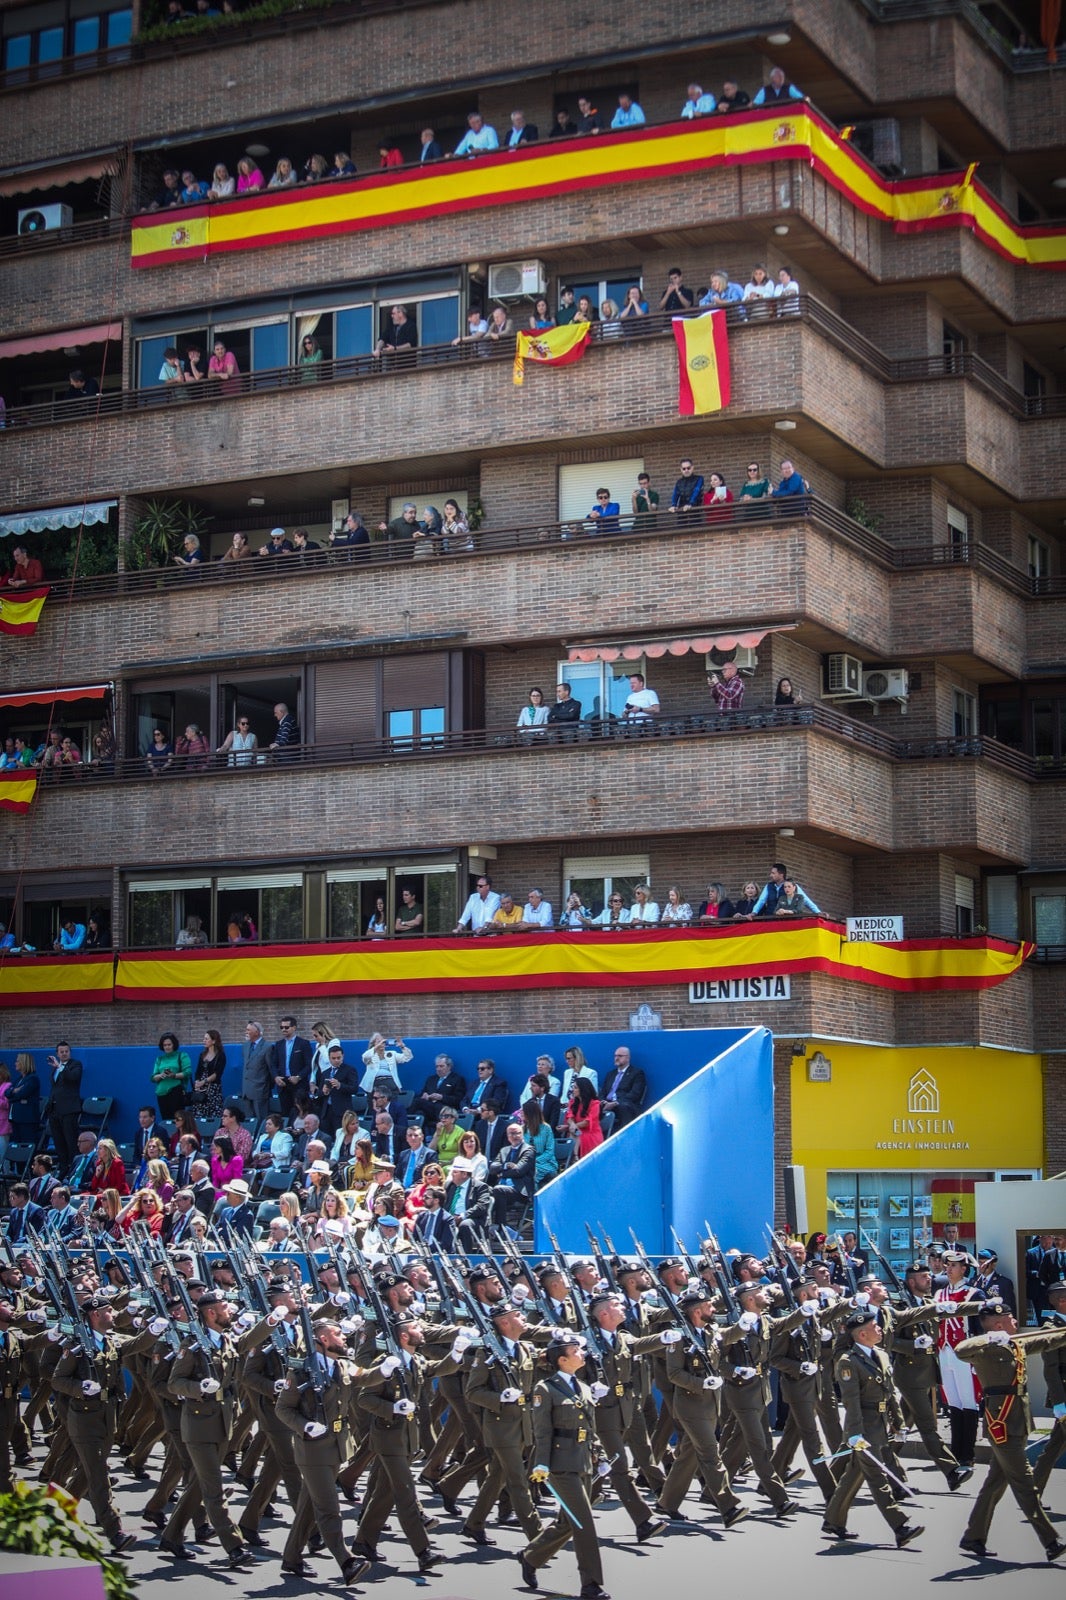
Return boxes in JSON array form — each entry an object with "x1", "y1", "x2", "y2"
[
  {"x1": 690, "y1": 975, "x2": 790, "y2": 1002},
  {"x1": 845, "y1": 915, "x2": 903, "y2": 942},
  {"x1": 791, "y1": 1041, "x2": 1043, "y2": 1176}
]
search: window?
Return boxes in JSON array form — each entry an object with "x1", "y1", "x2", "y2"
[
  {"x1": 130, "y1": 684, "x2": 212, "y2": 760},
  {"x1": 954, "y1": 873, "x2": 975, "y2": 935},
  {"x1": 1033, "y1": 893, "x2": 1066, "y2": 947},
  {"x1": 2, "y1": 7, "x2": 132, "y2": 73},
  {"x1": 387, "y1": 490, "x2": 469, "y2": 522},
  {"x1": 952, "y1": 689, "x2": 976, "y2": 737},
  {"x1": 947, "y1": 504, "x2": 968, "y2": 549},
  {"x1": 558, "y1": 657, "x2": 645, "y2": 725},
  {"x1": 217, "y1": 873, "x2": 303, "y2": 942},
  {"x1": 326, "y1": 862, "x2": 458, "y2": 938},
  {"x1": 388, "y1": 706, "x2": 445, "y2": 748},
  {"x1": 558, "y1": 458, "x2": 644, "y2": 523},
  {"x1": 1028, "y1": 536, "x2": 1049, "y2": 581},
  {"x1": 984, "y1": 875, "x2": 1018, "y2": 941},
  {"x1": 128, "y1": 877, "x2": 212, "y2": 948},
  {"x1": 126, "y1": 871, "x2": 303, "y2": 947},
  {"x1": 1022, "y1": 361, "x2": 1045, "y2": 400},
  {"x1": 567, "y1": 275, "x2": 642, "y2": 317},
  {"x1": 564, "y1": 853, "x2": 650, "y2": 919}
]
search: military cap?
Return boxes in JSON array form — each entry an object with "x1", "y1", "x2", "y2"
[
  {"x1": 855, "y1": 1273, "x2": 879, "y2": 1289},
  {"x1": 185, "y1": 1276, "x2": 206, "y2": 1290},
  {"x1": 1046, "y1": 1278, "x2": 1066, "y2": 1296},
  {"x1": 170, "y1": 1250, "x2": 196, "y2": 1264},
  {"x1": 375, "y1": 1272, "x2": 403, "y2": 1291},
  {"x1": 844, "y1": 1308, "x2": 876, "y2": 1330},
  {"x1": 488, "y1": 1299, "x2": 521, "y2": 1320},
  {"x1": 657, "y1": 1256, "x2": 685, "y2": 1273},
  {"x1": 587, "y1": 1292, "x2": 619, "y2": 1315},
  {"x1": 677, "y1": 1288, "x2": 711, "y2": 1310},
  {"x1": 84, "y1": 1293, "x2": 111, "y2": 1312},
  {"x1": 976, "y1": 1248, "x2": 997, "y2": 1262},
  {"x1": 197, "y1": 1289, "x2": 228, "y2": 1311},
  {"x1": 266, "y1": 1276, "x2": 290, "y2": 1296},
  {"x1": 467, "y1": 1264, "x2": 499, "y2": 1287},
  {"x1": 976, "y1": 1299, "x2": 1007, "y2": 1320},
  {"x1": 545, "y1": 1331, "x2": 585, "y2": 1357},
  {"x1": 164, "y1": 1297, "x2": 184, "y2": 1312},
  {"x1": 799, "y1": 1276, "x2": 821, "y2": 1290},
  {"x1": 569, "y1": 1259, "x2": 595, "y2": 1273},
  {"x1": 734, "y1": 1280, "x2": 764, "y2": 1300},
  {"x1": 612, "y1": 1257, "x2": 643, "y2": 1278},
  {"x1": 535, "y1": 1261, "x2": 565, "y2": 1280},
  {"x1": 391, "y1": 1310, "x2": 418, "y2": 1328},
  {"x1": 904, "y1": 1260, "x2": 930, "y2": 1275},
  {"x1": 501, "y1": 1259, "x2": 528, "y2": 1281},
  {"x1": 942, "y1": 1250, "x2": 969, "y2": 1263}
]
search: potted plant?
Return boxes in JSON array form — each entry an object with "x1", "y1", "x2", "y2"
[
  {"x1": 128, "y1": 499, "x2": 211, "y2": 571},
  {"x1": 0, "y1": 1481, "x2": 136, "y2": 1600}
]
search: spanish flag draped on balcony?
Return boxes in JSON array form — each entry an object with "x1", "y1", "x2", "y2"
[
  {"x1": 673, "y1": 310, "x2": 731, "y2": 415},
  {"x1": 512, "y1": 322, "x2": 591, "y2": 386},
  {"x1": 0, "y1": 586, "x2": 48, "y2": 637},
  {"x1": 0, "y1": 772, "x2": 37, "y2": 814}
]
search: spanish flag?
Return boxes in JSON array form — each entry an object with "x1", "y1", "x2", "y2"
[
  {"x1": 0, "y1": 771, "x2": 37, "y2": 813},
  {"x1": 673, "y1": 311, "x2": 731, "y2": 416},
  {"x1": 0, "y1": 586, "x2": 48, "y2": 636},
  {"x1": 512, "y1": 322, "x2": 591, "y2": 386}
]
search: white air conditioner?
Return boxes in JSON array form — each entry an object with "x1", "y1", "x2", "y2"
[
  {"x1": 18, "y1": 204, "x2": 74, "y2": 236},
  {"x1": 487, "y1": 259, "x2": 547, "y2": 298},
  {"x1": 705, "y1": 646, "x2": 759, "y2": 674},
  {"x1": 823, "y1": 653, "x2": 863, "y2": 698},
  {"x1": 863, "y1": 668, "x2": 909, "y2": 702}
]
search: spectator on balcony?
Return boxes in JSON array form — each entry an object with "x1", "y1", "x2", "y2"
[
  {"x1": 623, "y1": 672, "x2": 660, "y2": 722},
  {"x1": 258, "y1": 526, "x2": 293, "y2": 558},
  {"x1": 583, "y1": 893, "x2": 629, "y2": 930},
  {"x1": 483, "y1": 892, "x2": 523, "y2": 934},
  {"x1": 330, "y1": 510, "x2": 371, "y2": 556},
  {"x1": 453, "y1": 308, "x2": 489, "y2": 348},
  {"x1": 453, "y1": 112, "x2": 499, "y2": 156},
  {"x1": 441, "y1": 499, "x2": 472, "y2": 553},
  {"x1": 556, "y1": 286, "x2": 577, "y2": 323},
  {"x1": 217, "y1": 714, "x2": 257, "y2": 766},
  {"x1": 518, "y1": 888, "x2": 554, "y2": 931},
  {"x1": 753, "y1": 66, "x2": 805, "y2": 106},
  {"x1": 0, "y1": 545, "x2": 44, "y2": 588},
  {"x1": 236, "y1": 157, "x2": 265, "y2": 193},
  {"x1": 628, "y1": 883, "x2": 660, "y2": 927},
  {"x1": 715, "y1": 78, "x2": 751, "y2": 113},
  {"x1": 173, "y1": 532, "x2": 204, "y2": 569},
  {"x1": 681, "y1": 83, "x2": 717, "y2": 117},
  {"x1": 379, "y1": 501, "x2": 419, "y2": 558},
  {"x1": 374, "y1": 303, "x2": 418, "y2": 357},
  {"x1": 0, "y1": 739, "x2": 17, "y2": 772},
  {"x1": 147, "y1": 168, "x2": 183, "y2": 209},
  {"x1": 183, "y1": 343, "x2": 205, "y2": 382},
  {"x1": 739, "y1": 461, "x2": 771, "y2": 503},
  {"x1": 528, "y1": 297, "x2": 555, "y2": 330},
  {"x1": 599, "y1": 298, "x2": 621, "y2": 336},
  {"x1": 378, "y1": 142, "x2": 404, "y2": 169},
  {"x1": 159, "y1": 346, "x2": 186, "y2": 385},
  {"x1": 771, "y1": 458, "x2": 808, "y2": 500},
  {"x1": 742, "y1": 263, "x2": 775, "y2": 315},
  {"x1": 366, "y1": 896, "x2": 389, "y2": 937},
  {"x1": 176, "y1": 914, "x2": 208, "y2": 949},
  {"x1": 669, "y1": 457, "x2": 704, "y2": 514},
  {"x1": 751, "y1": 862, "x2": 820, "y2": 916},
  {"x1": 775, "y1": 677, "x2": 802, "y2": 705},
  {"x1": 206, "y1": 163, "x2": 234, "y2": 201},
  {"x1": 418, "y1": 128, "x2": 442, "y2": 162},
  {"x1": 547, "y1": 681, "x2": 581, "y2": 728},
  {"x1": 552, "y1": 108, "x2": 578, "y2": 138},
  {"x1": 576, "y1": 96, "x2": 603, "y2": 135},
  {"x1": 700, "y1": 270, "x2": 744, "y2": 310},
  {"x1": 269, "y1": 701, "x2": 300, "y2": 757},
  {"x1": 573, "y1": 294, "x2": 598, "y2": 324},
  {"x1": 708, "y1": 660, "x2": 745, "y2": 712},
  {"x1": 775, "y1": 879, "x2": 821, "y2": 917},
  {"x1": 454, "y1": 874, "x2": 500, "y2": 934},
  {"x1": 631, "y1": 471, "x2": 659, "y2": 528},
  {"x1": 13, "y1": 736, "x2": 36, "y2": 769},
  {"x1": 517, "y1": 686, "x2": 550, "y2": 734},
  {"x1": 557, "y1": 890, "x2": 590, "y2": 930},
  {"x1": 619, "y1": 285, "x2": 649, "y2": 329},
  {"x1": 704, "y1": 471, "x2": 734, "y2": 517},
  {"x1": 774, "y1": 265, "x2": 801, "y2": 315},
  {"x1": 661, "y1": 885, "x2": 693, "y2": 925},
  {"x1": 611, "y1": 93, "x2": 645, "y2": 129},
  {"x1": 64, "y1": 370, "x2": 99, "y2": 401},
  {"x1": 207, "y1": 339, "x2": 240, "y2": 391},
  {"x1": 145, "y1": 726, "x2": 174, "y2": 776},
  {"x1": 53, "y1": 916, "x2": 87, "y2": 953},
  {"x1": 732, "y1": 881, "x2": 760, "y2": 920},
  {"x1": 179, "y1": 169, "x2": 210, "y2": 204},
  {"x1": 329, "y1": 150, "x2": 356, "y2": 178},
  {"x1": 506, "y1": 110, "x2": 539, "y2": 147},
  {"x1": 588, "y1": 487, "x2": 621, "y2": 531},
  {"x1": 659, "y1": 267, "x2": 695, "y2": 314},
  {"x1": 303, "y1": 153, "x2": 329, "y2": 182},
  {"x1": 267, "y1": 157, "x2": 297, "y2": 190},
  {"x1": 394, "y1": 887, "x2": 424, "y2": 935},
  {"x1": 484, "y1": 305, "x2": 514, "y2": 347},
  {"x1": 58, "y1": 735, "x2": 81, "y2": 772},
  {"x1": 218, "y1": 531, "x2": 250, "y2": 563},
  {"x1": 698, "y1": 882, "x2": 736, "y2": 923},
  {"x1": 291, "y1": 527, "x2": 321, "y2": 554}
]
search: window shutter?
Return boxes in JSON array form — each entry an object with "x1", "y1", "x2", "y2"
[
  {"x1": 314, "y1": 660, "x2": 378, "y2": 746},
  {"x1": 382, "y1": 653, "x2": 448, "y2": 713}
]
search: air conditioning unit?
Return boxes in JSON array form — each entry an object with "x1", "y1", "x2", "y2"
[
  {"x1": 18, "y1": 203, "x2": 74, "y2": 235},
  {"x1": 863, "y1": 668, "x2": 909, "y2": 702},
  {"x1": 823, "y1": 653, "x2": 863, "y2": 698},
  {"x1": 487, "y1": 259, "x2": 547, "y2": 298},
  {"x1": 705, "y1": 646, "x2": 759, "y2": 674}
]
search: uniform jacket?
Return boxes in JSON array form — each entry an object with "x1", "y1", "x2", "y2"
[
  {"x1": 956, "y1": 1324, "x2": 1066, "y2": 1440},
  {"x1": 834, "y1": 1341, "x2": 904, "y2": 1438},
  {"x1": 466, "y1": 1337, "x2": 538, "y2": 1447},
  {"x1": 532, "y1": 1370, "x2": 599, "y2": 1474}
]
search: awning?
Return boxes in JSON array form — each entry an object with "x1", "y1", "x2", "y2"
[
  {"x1": 0, "y1": 322, "x2": 121, "y2": 362},
  {"x1": 0, "y1": 683, "x2": 110, "y2": 710},
  {"x1": 0, "y1": 501, "x2": 117, "y2": 538},
  {"x1": 566, "y1": 623, "x2": 797, "y2": 663},
  {"x1": 0, "y1": 155, "x2": 118, "y2": 200}
]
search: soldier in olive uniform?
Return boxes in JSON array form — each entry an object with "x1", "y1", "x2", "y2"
[
  {"x1": 0, "y1": 1298, "x2": 25, "y2": 1493},
  {"x1": 1032, "y1": 1278, "x2": 1066, "y2": 1493},
  {"x1": 276, "y1": 1316, "x2": 371, "y2": 1584},
  {"x1": 769, "y1": 1276, "x2": 839, "y2": 1499},
  {"x1": 239, "y1": 1278, "x2": 308, "y2": 1542},
  {"x1": 656, "y1": 1288, "x2": 748, "y2": 1528},
  {"x1": 461, "y1": 1299, "x2": 545, "y2": 1544},
  {"x1": 719, "y1": 1280, "x2": 803, "y2": 1515},
  {"x1": 957, "y1": 1299, "x2": 1066, "y2": 1562},
  {"x1": 140, "y1": 1296, "x2": 198, "y2": 1530},
  {"x1": 879, "y1": 1261, "x2": 981, "y2": 1489},
  {"x1": 822, "y1": 1308, "x2": 924, "y2": 1547},
  {"x1": 584, "y1": 1291, "x2": 667, "y2": 1540},
  {"x1": 521, "y1": 1331, "x2": 609, "y2": 1600}
]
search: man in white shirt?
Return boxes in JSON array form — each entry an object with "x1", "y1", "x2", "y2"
[
  {"x1": 623, "y1": 673, "x2": 660, "y2": 721},
  {"x1": 454, "y1": 875, "x2": 501, "y2": 933},
  {"x1": 518, "y1": 888, "x2": 554, "y2": 930},
  {"x1": 680, "y1": 83, "x2": 717, "y2": 117},
  {"x1": 453, "y1": 112, "x2": 499, "y2": 156}
]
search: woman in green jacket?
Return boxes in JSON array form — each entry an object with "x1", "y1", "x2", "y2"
[{"x1": 151, "y1": 1031, "x2": 192, "y2": 1120}]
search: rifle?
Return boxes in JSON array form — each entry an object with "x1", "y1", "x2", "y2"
[
  {"x1": 295, "y1": 1295, "x2": 328, "y2": 1420},
  {"x1": 587, "y1": 1224, "x2": 619, "y2": 1293},
  {"x1": 701, "y1": 1225, "x2": 741, "y2": 1324},
  {"x1": 545, "y1": 1224, "x2": 606, "y2": 1371},
  {"x1": 361, "y1": 1265, "x2": 411, "y2": 1400},
  {"x1": 859, "y1": 1225, "x2": 917, "y2": 1308},
  {"x1": 827, "y1": 1233, "x2": 859, "y2": 1296},
  {"x1": 435, "y1": 1249, "x2": 518, "y2": 1381},
  {"x1": 627, "y1": 1226, "x2": 708, "y2": 1357},
  {"x1": 407, "y1": 1229, "x2": 457, "y2": 1324},
  {"x1": 763, "y1": 1225, "x2": 799, "y2": 1311},
  {"x1": 170, "y1": 1267, "x2": 216, "y2": 1360}
]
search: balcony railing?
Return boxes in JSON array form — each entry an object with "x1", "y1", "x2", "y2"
[
  {"x1": 0, "y1": 213, "x2": 130, "y2": 264},
  {"x1": 33, "y1": 702, "x2": 1057, "y2": 791}
]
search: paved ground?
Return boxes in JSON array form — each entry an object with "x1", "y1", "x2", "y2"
[{"x1": 2, "y1": 1438, "x2": 1063, "y2": 1600}]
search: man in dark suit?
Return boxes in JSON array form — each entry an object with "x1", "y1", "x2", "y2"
[
  {"x1": 241, "y1": 1021, "x2": 272, "y2": 1121},
  {"x1": 973, "y1": 1247, "x2": 1016, "y2": 1316},
  {"x1": 525, "y1": 1073, "x2": 561, "y2": 1131},
  {"x1": 418, "y1": 127, "x2": 443, "y2": 162},
  {"x1": 488, "y1": 1123, "x2": 536, "y2": 1225},
  {"x1": 600, "y1": 1045, "x2": 647, "y2": 1131},
  {"x1": 43, "y1": 1041, "x2": 83, "y2": 1174},
  {"x1": 132, "y1": 1106, "x2": 169, "y2": 1166},
  {"x1": 171, "y1": 1134, "x2": 199, "y2": 1190},
  {"x1": 268, "y1": 1015, "x2": 313, "y2": 1116},
  {"x1": 215, "y1": 1179, "x2": 255, "y2": 1243},
  {"x1": 315, "y1": 1044, "x2": 359, "y2": 1136},
  {"x1": 479, "y1": 1104, "x2": 511, "y2": 1165},
  {"x1": 190, "y1": 1159, "x2": 217, "y2": 1218},
  {"x1": 414, "y1": 1188, "x2": 453, "y2": 1249},
  {"x1": 460, "y1": 1059, "x2": 510, "y2": 1123},
  {"x1": 505, "y1": 110, "x2": 538, "y2": 146},
  {"x1": 395, "y1": 1125, "x2": 434, "y2": 1187},
  {"x1": 1027, "y1": 1236, "x2": 1052, "y2": 1319},
  {"x1": 365, "y1": 1087, "x2": 407, "y2": 1142},
  {"x1": 164, "y1": 1188, "x2": 199, "y2": 1246},
  {"x1": 409, "y1": 1054, "x2": 466, "y2": 1129},
  {"x1": 4, "y1": 1183, "x2": 45, "y2": 1245},
  {"x1": 66, "y1": 1131, "x2": 98, "y2": 1192},
  {"x1": 28, "y1": 1154, "x2": 59, "y2": 1208},
  {"x1": 441, "y1": 1157, "x2": 494, "y2": 1249}
]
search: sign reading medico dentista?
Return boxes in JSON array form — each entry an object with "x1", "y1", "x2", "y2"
[
  {"x1": 690, "y1": 975, "x2": 791, "y2": 1002},
  {"x1": 846, "y1": 915, "x2": 903, "y2": 942}
]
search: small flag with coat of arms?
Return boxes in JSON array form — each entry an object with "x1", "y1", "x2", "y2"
[{"x1": 513, "y1": 322, "x2": 591, "y2": 386}]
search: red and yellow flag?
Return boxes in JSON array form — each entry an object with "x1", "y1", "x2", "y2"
[
  {"x1": 513, "y1": 322, "x2": 591, "y2": 386},
  {"x1": 0, "y1": 771, "x2": 37, "y2": 813},
  {"x1": 673, "y1": 311, "x2": 731, "y2": 416},
  {"x1": 0, "y1": 586, "x2": 48, "y2": 636}
]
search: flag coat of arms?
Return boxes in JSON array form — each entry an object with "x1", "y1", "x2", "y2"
[
  {"x1": 0, "y1": 586, "x2": 48, "y2": 636},
  {"x1": 673, "y1": 311, "x2": 731, "y2": 415},
  {"x1": 513, "y1": 322, "x2": 591, "y2": 385}
]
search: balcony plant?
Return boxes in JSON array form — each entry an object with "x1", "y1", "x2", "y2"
[
  {"x1": 845, "y1": 499, "x2": 884, "y2": 534},
  {"x1": 0, "y1": 1480, "x2": 135, "y2": 1600},
  {"x1": 129, "y1": 499, "x2": 211, "y2": 570},
  {"x1": 140, "y1": 0, "x2": 344, "y2": 44}
]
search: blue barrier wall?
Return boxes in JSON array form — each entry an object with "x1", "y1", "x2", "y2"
[
  {"x1": 534, "y1": 1026, "x2": 774, "y2": 1256},
  {"x1": 8, "y1": 1026, "x2": 750, "y2": 1146}
]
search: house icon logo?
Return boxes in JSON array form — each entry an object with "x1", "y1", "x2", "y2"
[{"x1": 907, "y1": 1069, "x2": 939, "y2": 1115}]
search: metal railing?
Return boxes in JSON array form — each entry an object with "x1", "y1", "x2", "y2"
[{"x1": 0, "y1": 213, "x2": 130, "y2": 264}]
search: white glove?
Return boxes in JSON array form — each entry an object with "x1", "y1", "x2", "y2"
[
  {"x1": 590, "y1": 1382, "x2": 610, "y2": 1401},
  {"x1": 330, "y1": 1293, "x2": 348, "y2": 1308},
  {"x1": 448, "y1": 1343, "x2": 468, "y2": 1362},
  {"x1": 511, "y1": 1284, "x2": 530, "y2": 1303},
  {"x1": 595, "y1": 1459, "x2": 612, "y2": 1478},
  {"x1": 81, "y1": 1379, "x2": 101, "y2": 1397},
  {"x1": 25, "y1": 1309, "x2": 46, "y2": 1324},
  {"x1": 660, "y1": 1328, "x2": 683, "y2": 1345},
  {"x1": 340, "y1": 1317, "x2": 363, "y2": 1336},
  {"x1": 46, "y1": 1327, "x2": 63, "y2": 1343},
  {"x1": 800, "y1": 1361, "x2": 819, "y2": 1376},
  {"x1": 799, "y1": 1301, "x2": 818, "y2": 1318},
  {"x1": 273, "y1": 1378, "x2": 288, "y2": 1394},
  {"x1": 986, "y1": 1330, "x2": 1010, "y2": 1346},
  {"x1": 380, "y1": 1355, "x2": 401, "y2": 1377},
  {"x1": 267, "y1": 1307, "x2": 288, "y2": 1326},
  {"x1": 913, "y1": 1335, "x2": 933, "y2": 1350},
  {"x1": 148, "y1": 1317, "x2": 168, "y2": 1336},
  {"x1": 500, "y1": 1386, "x2": 522, "y2": 1403},
  {"x1": 738, "y1": 1311, "x2": 759, "y2": 1331},
  {"x1": 847, "y1": 1433, "x2": 865, "y2": 1448},
  {"x1": 734, "y1": 1365, "x2": 758, "y2": 1381},
  {"x1": 851, "y1": 1292, "x2": 870, "y2": 1308},
  {"x1": 820, "y1": 1328, "x2": 833, "y2": 1343},
  {"x1": 200, "y1": 1377, "x2": 221, "y2": 1395},
  {"x1": 236, "y1": 1311, "x2": 257, "y2": 1329},
  {"x1": 393, "y1": 1398, "x2": 415, "y2": 1415},
  {"x1": 304, "y1": 1421, "x2": 327, "y2": 1438},
  {"x1": 818, "y1": 1288, "x2": 834, "y2": 1303},
  {"x1": 703, "y1": 1374, "x2": 724, "y2": 1390},
  {"x1": 1053, "y1": 1403, "x2": 1066, "y2": 1420}
]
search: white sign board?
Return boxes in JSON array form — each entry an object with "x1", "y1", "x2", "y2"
[
  {"x1": 689, "y1": 975, "x2": 791, "y2": 1003},
  {"x1": 846, "y1": 915, "x2": 903, "y2": 943}
]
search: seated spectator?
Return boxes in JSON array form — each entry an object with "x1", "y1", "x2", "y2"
[
  {"x1": 327, "y1": 1108, "x2": 360, "y2": 1167},
  {"x1": 207, "y1": 1133, "x2": 241, "y2": 1197},
  {"x1": 681, "y1": 83, "x2": 717, "y2": 117},
  {"x1": 378, "y1": 143, "x2": 404, "y2": 169},
  {"x1": 330, "y1": 511, "x2": 371, "y2": 555},
  {"x1": 310, "y1": 1187, "x2": 352, "y2": 1240},
  {"x1": 146, "y1": 1156, "x2": 175, "y2": 1204},
  {"x1": 522, "y1": 1069, "x2": 562, "y2": 1127},
  {"x1": 659, "y1": 267, "x2": 695, "y2": 314},
  {"x1": 207, "y1": 339, "x2": 240, "y2": 389},
  {"x1": 64, "y1": 370, "x2": 99, "y2": 401},
  {"x1": 340, "y1": 1135, "x2": 375, "y2": 1196},
  {"x1": 556, "y1": 286, "x2": 577, "y2": 323},
  {"x1": 489, "y1": 1120, "x2": 535, "y2": 1220},
  {"x1": 147, "y1": 168, "x2": 183, "y2": 209},
  {"x1": 206, "y1": 163, "x2": 234, "y2": 200},
  {"x1": 775, "y1": 676, "x2": 802, "y2": 705},
  {"x1": 506, "y1": 109, "x2": 538, "y2": 147},
  {"x1": 551, "y1": 108, "x2": 578, "y2": 138},
  {"x1": 529, "y1": 297, "x2": 555, "y2": 330},
  {"x1": 619, "y1": 285, "x2": 649, "y2": 326},
  {"x1": 623, "y1": 672, "x2": 659, "y2": 721},
  {"x1": 145, "y1": 726, "x2": 174, "y2": 776},
  {"x1": 176, "y1": 722, "x2": 210, "y2": 770},
  {"x1": 753, "y1": 66, "x2": 805, "y2": 105},
  {"x1": 699, "y1": 270, "x2": 744, "y2": 310},
  {"x1": 518, "y1": 887, "x2": 554, "y2": 931},
  {"x1": 583, "y1": 893, "x2": 629, "y2": 929},
  {"x1": 332, "y1": 151, "x2": 357, "y2": 178},
  {"x1": 268, "y1": 157, "x2": 297, "y2": 189},
  {"x1": 0, "y1": 545, "x2": 44, "y2": 589},
  {"x1": 236, "y1": 157, "x2": 265, "y2": 193},
  {"x1": 453, "y1": 112, "x2": 499, "y2": 156},
  {"x1": 461, "y1": 1058, "x2": 510, "y2": 1122},
  {"x1": 441, "y1": 499, "x2": 472, "y2": 554},
  {"x1": 708, "y1": 660, "x2": 745, "y2": 711},
  {"x1": 561, "y1": 1076, "x2": 604, "y2": 1159},
  {"x1": 410, "y1": 1053, "x2": 464, "y2": 1126},
  {"x1": 117, "y1": 1188, "x2": 165, "y2": 1237},
  {"x1": 53, "y1": 917, "x2": 87, "y2": 953},
  {"x1": 704, "y1": 471, "x2": 733, "y2": 514},
  {"x1": 132, "y1": 1134, "x2": 169, "y2": 1192},
  {"x1": 611, "y1": 93, "x2": 645, "y2": 129},
  {"x1": 740, "y1": 461, "x2": 771, "y2": 503},
  {"x1": 453, "y1": 308, "x2": 488, "y2": 348},
  {"x1": 517, "y1": 686, "x2": 550, "y2": 734},
  {"x1": 361, "y1": 1202, "x2": 410, "y2": 1257},
  {"x1": 179, "y1": 169, "x2": 210, "y2": 204},
  {"x1": 485, "y1": 892, "x2": 523, "y2": 934},
  {"x1": 217, "y1": 715, "x2": 257, "y2": 766},
  {"x1": 774, "y1": 265, "x2": 800, "y2": 314},
  {"x1": 455, "y1": 1128, "x2": 488, "y2": 1184},
  {"x1": 742, "y1": 262, "x2": 776, "y2": 315},
  {"x1": 576, "y1": 96, "x2": 602, "y2": 135},
  {"x1": 394, "y1": 887, "x2": 423, "y2": 935},
  {"x1": 303, "y1": 153, "x2": 330, "y2": 182},
  {"x1": 628, "y1": 883, "x2": 660, "y2": 927},
  {"x1": 771, "y1": 458, "x2": 808, "y2": 499},
  {"x1": 715, "y1": 79, "x2": 751, "y2": 113},
  {"x1": 588, "y1": 487, "x2": 621, "y2": 530},
  {"x1": 256, "y1": 526, "x2": 292, "y2": 558},
  {"x1": 775, "y1": 878, "x2": 820, "y2": 916},
  {"x1": 169, "y1": 1107, "x2": 199, "y2": 1157},
  {"x1": 661, "y1": 885, "x2": 693, "y2": 925},
  {"x1": 173, "y1": 533, "x2": 203, "y2": 569},
  {"x1": 259, "y1": 1215, "x2": 297, "y2": 1252},
  {"x1": 521, "y1": 1100, "x2": 557, "y2": 1185},
  {"x1": 359, "y1": 1032, "x2": 412, "y2": 1093},
  {"x1": 406, "y1": 1163, "x2": 446, "y2": 1221},
  {"x1": 572, "y1": 294, "x2": 597, "y2": 324},
  {"x1": 87, "y1": 1138, "x2": 128, "y2": 1197},
  {"x1": 697, "y1": 882, "x2": 736, "y2": 923},
  {"x1": 374, "y1": 304, "x2": 418, "y2": 357}
]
